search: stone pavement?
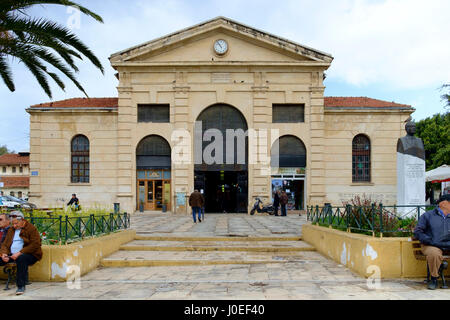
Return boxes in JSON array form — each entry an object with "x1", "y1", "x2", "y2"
[{"x1": 0, "y1": 212, "x2": 448, "y2": 300}]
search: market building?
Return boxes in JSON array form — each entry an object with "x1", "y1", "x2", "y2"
[{"x1": 26, "y1": 17, "x2": 414, "y2": 214}]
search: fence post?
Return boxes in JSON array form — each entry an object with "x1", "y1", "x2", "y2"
[
  {"x1": 315, "y1": 205, "x2": 319, "y2": 225},
  {"x1": 90, "y1": 214, "x2": 94, "y2": 237},
  {"x1": 327, "y1": 204, "x2": 333, "y2": 228},
  {"x1": 371, "y1": 203, "x2": 375, "y2": 237},
  {"x1": 124, "y1": 213, "x2": 128, "y2": 229},
  {"x1": 379, "y1": 203, "x2": 384, "y2": 238},
  {"x1": 110, "y1": 213, "x2": 114, "y2": 232},
  {"x1": 65, "y1": 215, "x2": 68, "y2": 244},
  {"x1": 417, "y1": 206, "x2": 421, "y2": 220},
  {"x1": 346, "y1": 204, "x2": 351, "y2": 233},
  {"x1": 59, "y1": 215, "x2": 62, "y2": 245}
]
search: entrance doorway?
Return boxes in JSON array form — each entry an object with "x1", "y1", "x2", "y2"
[
  {"x1": 271, "y1": 178, "x2": 305, "y2": 210},
  {"x1": 137, "y1": 170, "x2": 171, "y2": 211},
  {"x1": 195, "y1": 171, "x2": 248, "y2": 213},
  {"x1": 194, "y1": 103, "x2": 249, "y2": 214},
  {"x1": 136, "y1": 135, "x2": 171, "y2": 211}
]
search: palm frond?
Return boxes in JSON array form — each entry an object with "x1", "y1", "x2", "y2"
[
  {"x1": 0, "y1": 0, "x2": 103, "y2": 23},
  {"x1": 0, "y1": 54, "x2": 15, "y2": 92},
  {"x1": 1, "y1": 15, "x2": 104, "y2": 73}
]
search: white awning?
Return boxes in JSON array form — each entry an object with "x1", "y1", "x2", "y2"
[{"x1": 426, "y1": 164, "x2": 450, "y2": 183}]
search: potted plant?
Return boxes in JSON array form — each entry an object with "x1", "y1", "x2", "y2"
[
  {"x1": 139, "y1": 201, "x2": 144, "y2": 213},
  {"x1": 162, "y1": 200, "x2": 168, "y2": 213}
]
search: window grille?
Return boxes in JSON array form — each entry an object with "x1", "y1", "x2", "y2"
[
  {"x1": 271, "y1": 135, "x2": 307, "y2": 168},
  {"x1": 138, "y1": 104, "x2": 170, "y2": 123},
  {"x1": 272, "y1": 104, "x2": 305, "y2": 123},
  {"x1": 352, "y1": 134, "x2": 371, "y2": 182},
  {"x1": 71, "y1": 135, "x2": 90, "y2": 183}
]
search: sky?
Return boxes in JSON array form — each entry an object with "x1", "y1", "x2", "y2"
[{"x1": 1, "y1": 0, "x2": 449, "y2": 152}]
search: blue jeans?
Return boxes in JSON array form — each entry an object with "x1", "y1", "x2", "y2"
[
  {"x1": 281, "y1": 205, "x2": 287, "y2": 216},
  {"x1": 192, "y1": 207, "x2": 202, "y2": 222}
]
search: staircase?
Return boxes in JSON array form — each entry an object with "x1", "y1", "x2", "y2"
[{"x1": 100, "y1": 236, "x2": 316, "y2": 268}]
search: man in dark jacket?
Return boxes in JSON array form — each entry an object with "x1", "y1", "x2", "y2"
[
  {"x1": 273, "y1": 190, "x2": 280, "y2": 216},
  {"x1": 414, "y1": 194, "x2": 450, "y2": 290},
  {"x1": 189, "y1": 190, "x2": 204, "y2": 223},
  {"x1": 67, "y1": 194, "x2": 80, "y2": 210},
  {"x1": 280, "y1": 191, "x2": 289, "y2": 217},
  {"x1": 0, "y1": 211, "x2": 42, "y2": 295}
]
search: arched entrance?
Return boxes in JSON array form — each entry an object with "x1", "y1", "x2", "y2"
[
  {"x1": 194, "y1": 104, "x2": 248, "y2": 213},
  {"x1": 136, "y1": 135, "x2": 171, "y2": 211},
  {"x1": 271, "y1": 135, "x2": 307, "y2": 211}
]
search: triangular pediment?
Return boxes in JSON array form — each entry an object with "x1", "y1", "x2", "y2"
[{"x1": 110, "y1": 17, "x2": 333, "y2": 65}]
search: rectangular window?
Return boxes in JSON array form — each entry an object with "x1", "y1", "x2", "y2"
[
  {"x1": 272, "y1": 104, "x2": 305, "y2": 123},
  {"x1": 138, "y1": 104, "x2": 170, "y2": 123},
  {"x1": 12, "y1": 167, "x2": 16, "y2": 173},
  {"x1": 19, "y1": 167, "x2": 23, "y2": 173},
  {"x1": 2, "y1": 167, "x2": 5, "y2": 173}
]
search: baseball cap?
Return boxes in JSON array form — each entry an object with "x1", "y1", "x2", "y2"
[
  {"x1": 437, "y1": 194, "x2": 450, "y2": 203},
  {"x1": 8, "y1": 211, "x2": 24, "y2": 219}
]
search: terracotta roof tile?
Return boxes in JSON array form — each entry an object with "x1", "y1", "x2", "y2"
[
  {"x1": 324, "y1": 97, "x2": 411, "y2": 108},
  {"x1": 0, "y1": 154, "x2": 29, "y2": 166},
  {"x1": 28, "y1": 96, "x2": 412, "y2": 110},
  {"x1": 30, "y1": 98, "x2": 118, "y2": 109},
  {"x1": 0, "y1": 176, "x2": 30, "y2": 188}
]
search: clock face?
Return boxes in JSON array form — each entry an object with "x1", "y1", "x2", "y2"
[{"x1": 214, "y1": 39, "x2": 228, "y2": 55}]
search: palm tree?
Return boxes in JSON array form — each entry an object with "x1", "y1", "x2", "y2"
[{"x1": 0, "y1": 0, "x2": 104, "y2": 98}]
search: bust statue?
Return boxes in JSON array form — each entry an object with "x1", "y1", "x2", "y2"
[{"x1": 397, "y1": 121, "x2": 425, "y2": 160}]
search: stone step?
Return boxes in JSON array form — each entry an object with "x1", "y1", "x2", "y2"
[
  {"x1": 100, "y1": 250, "x2": 322, "y2": 267},
  {"x1": 134, "y1": 235, "x2": 303, "y2": 242},
  {"x1": 120, "y1": 240, "x2": 315, "y2": 252}
]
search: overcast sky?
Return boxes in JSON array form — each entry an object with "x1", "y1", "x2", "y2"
[{"x1": 1, "y1": 0, "x2": 449, "y2": 152}]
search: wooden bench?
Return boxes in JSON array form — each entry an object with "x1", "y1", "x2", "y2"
[
  {"x1": 3, "y1": 263, "x2": 16, "y2": 291},
  {"x1": 412, "y1": 238, "x2": 450, "y2": 289}
]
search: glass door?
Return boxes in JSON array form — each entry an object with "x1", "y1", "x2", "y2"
[
  {"x1": 146, "y1": 181, "x2": 154, "y2": 210},
  {"x1": 138, "y1": 181, "x2": 146, "y2": 210},
  {"x1": 163, "y1": 181, "x2": 171, "y2": 211},
  {"x1": 155, "y1": 180, "x2": 163, "y2": 209}
]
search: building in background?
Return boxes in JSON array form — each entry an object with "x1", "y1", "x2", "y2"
[
  {"x1": 26, "y1": 17, "x2": 413, "y2": 213},
  {"x1": 0, "y1": 152, "x2": 30, "y2": 199}
]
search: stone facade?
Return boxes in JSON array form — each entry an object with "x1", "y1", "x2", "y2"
[{"x1": 26, "y1": 17, "x2": 413, "y2": 213}]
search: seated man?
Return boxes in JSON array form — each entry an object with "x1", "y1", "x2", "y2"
[
  {"x1": 67, "y1": 194, "x2": 80, "y2": 211},
  {"x1": 414, "y1": 194, "x2": 450, "y2": 290},
  {"x1": 0, "y1": 211, "x2": 42, "y2": 295}
]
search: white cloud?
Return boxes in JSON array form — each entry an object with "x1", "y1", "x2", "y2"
[
  {"x1": 262, "y1": 0, "x2": 450, "y2": 89},
  {"x1": 1, "y1": 0, "x2": 449, "y2": 152}
]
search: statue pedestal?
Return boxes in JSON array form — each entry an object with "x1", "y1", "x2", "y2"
[{"x1": 397, "y1": 152, "x2": 425, "y2": 217}]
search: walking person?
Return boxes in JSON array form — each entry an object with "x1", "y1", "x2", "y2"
[
  {"x1": 280, "y1": 191, "x2": 289, "y2": 217},
  {"x1": 0, "y1": 211, "x2": 42, "y2": 295},
  {"x1": 189, "y1": 189, "x2": 204, "y2": 223},
  {"x1": 273, "y1": 190, "x2": 280, "y2": 216}
]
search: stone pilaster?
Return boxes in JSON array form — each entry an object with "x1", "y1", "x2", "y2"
[
  {"x1": 173, "y1": 72, "x2": 191, "y2": 214},
  {"x1": 309, "y1": 81, "x2": 326, "y2": 206},
  {"x1": 28, "y1": 112, "x2": 42, "y2": 205},
  {"x1": 116, "y1": 71, "x2": 134, "y2": 213},
  {"x1": 250, "y1": 72, "x2": 271, "y2": 211}
]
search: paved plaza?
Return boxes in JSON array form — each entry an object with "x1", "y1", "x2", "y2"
[{"x1": 0, "y1": 212, "x2": 448, "y2": 300}]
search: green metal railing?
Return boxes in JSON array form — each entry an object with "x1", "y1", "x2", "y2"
[
  {"x1": 307, "y1": 204, "x2": 437, "y2": 237},
  {"x1": 26, "y1": 212, "x2": 130, "y2": 245}
]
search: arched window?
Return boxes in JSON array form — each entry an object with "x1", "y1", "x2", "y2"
[
  {"x1": 71, "y1": 135, "x2": 90, "y2": 183},
  {"x1": 195, "y1": 104, "x2": 248, "y2": 170},
  {"x1": 271, "y1": 135, "x2": 307, "y2": 168},
  {"x1": 352, "y1": 134, "x2": 371, "y2": 182},
  {"x1": 136, "y1": 135, "x2": 171, "y2": 169}
]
